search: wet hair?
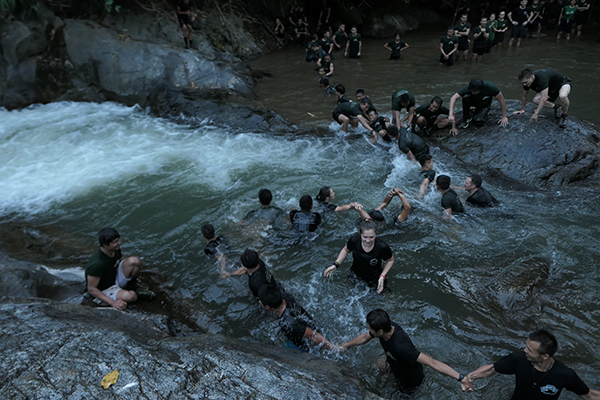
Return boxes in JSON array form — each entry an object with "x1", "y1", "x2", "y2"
[
  {"x1": 311, "y1": 42, "x2": 320, "y2": 48},
  {"x1": 318, "y1": 67, "x2": 325, "y2": 73},
  {"x1": 399, "y1": 93, "x2": 411, "y2": 105},
  {"x1": 240, "y1": 248, "x2": 259, "y2": 269},
  {"x1": 360, "y1": 98, "x2": 373, "y2": 107},
  {"x1": 351, "y1": 25, "x2": 357, "y2": 30},
  {"x1": 385, "y1": 125, "x2": 399, "y2": 138},
  {"x1": 321, "y1": 78, "x2": 329, "y2": 87},
  {"x1": 312, "y1": 33, "x2": 318, "y2": 40},
  {"x1": 366, "y1": 309, "x2": 392, "y2": 332},
  {"x1": 299, "y1": 194, "x2": 313, "y2": 211},
  {"x1": 431, "y1": 96, "x2": 443, "y2": 106},
  {"x1": 258, "y1": 188, "x2": 273, "y2": 206},
  {"x1": 448, "y1": 26, "x2": 455, "y2": 31},
  {"x1": 98, "y1": 227, "x2": 120, "y2": 247},
  {"x1": 259, "y1": 284, "x2": 283, "y2": 309},
  {"x1": 356, "y1": 89, "x2": 365, "y2": 96},
  {"x1": 468, "y1": 79, "x2": 484, "y2": 93},
  {"x1": 529, "y1": 329, "x2": 558, "y2": 357},
  {"x1": 419, "y1": 154, "x2": 433, "y2": 167},
  {"x1": 335, "y1": 84, "x2": 345, "y2": 94},
  {"x1": 201, "y1": 223, "x2": 215, "y2": 240},
  {"x1": 436, "y1": 175, "x2": 451, "y2": 190},
  {"x1": 394, "y1": 31, "x2": 401, "y2": 37},
  {"x1": 368, "y1": 210, "x2": 385, "y2": 222},
  {"x1": 316, "y1": 186, "x2": 332, "y2": 202},
  {"x1": 359, "y1": 220, "x2": 378, "y2": 234},
  {"x1": 469, "y1": 174, "x2": 483, "y2": 188},
  {"x1": 518, "y1": 68, "x2": 533, "y2": 81}
]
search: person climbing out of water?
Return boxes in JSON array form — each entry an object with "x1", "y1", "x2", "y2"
[
  {"x1": 221, "y1": 249, "x2": 279, "y2": 297},
  {"x1": 515, "y1": 68, "x2": 572, "y2": 128},
  {"x1": 332, "y1": 98, "x2": 378, "y2": 136},
  {"x1": 177, "y1": 0, "x2": 195, "y2": 49},
  {"x1": 417, "y1": 154, "x2": 436, "y2": 199},
  {"x1": 354, "y1": 188, "x2": 412, "y2": 225},
  {"x1": 435, "y1": 175, "x2": 464, "y2": 220},
  {"x1": 413, "y1": 96, "x2": 450, "y2": 135},
  {"x1": 447, "y1": 78, "x2": 509, "y2": 135},
  {"x1": 289, "y1": 195, "x2": 322, "y2": 232},
  {"x1": 367, "y1": 109, "x2": 390, "y2": 142},
  {"x1": 258, "y1": 283, "x2": 338, "y2": 352},
  {"x1": 241, "y1": 188, "x2": 283, "y2": 225},
  {"x1": 201, "y1": 223, "x2": 227, "y2": 272},
  {"x1": 315, "y1": 186, "x2": 363, "y2": 213},
  {"x1": 384, "y1": 32, "x2": 409, "y2": 60},
  {"x1": 391, "y1": 88, "x2": 416, "y2": 129},
  {"x1": 384, "y1": 125, "x2": 430, "y2": 163},
  {"x1": 323, "y1": 220, "x2": 394, "y2": 293},
  {"x1": 85, "y1": 227, "x2": 145, "y2": 310},
  {"x1": 341, "y1": 309, "x2": 473, "y2": 392},
  {"x1": 345, "y1": 26, "x2": 362, "y2": 58}
]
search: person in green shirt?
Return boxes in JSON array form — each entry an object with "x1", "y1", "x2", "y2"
[
  {"x1": 332, "y1": 98, "x2": 377, "y2": 134},
  {"x1": 85, "y1": 227, "x2": 141, "y2": 310},
  {"x1": 413, "y1": 96, "x2": 450, "y2": 134},
  {"x1": 516, "y1": 68, "x2": 572, "y2": 128},
  {"x1": 384, "y1": 32, "x2": 409, "y2": 60},
  {"x1": 448, "y1": 79, "x2": 509, "y2": 135},
  {"x1": 391, "y1": 88, "x2": 416, "y2": 129},
  {"x1": 472, "y1": 17, "x2": 491, "y2": 62},
  {"x1": 557, "y1": 0, "x2": 578, "y2": 40},
  {"x1": 436, "y1": 175, "x2": 464, "y2": 220},
  {"x1": 486, "y1": 13, "x2": 498, "y2": 43},
  {"x1": 439, "y1": 26, "x2": 458, "y2": 66}
]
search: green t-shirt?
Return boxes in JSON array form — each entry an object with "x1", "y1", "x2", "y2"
[
  {"x1": 85, "y1": 248, "x2": 122, "y2": 291},
  {"x1": 441, "y1": 189, "x2": 464, "y2": 213},
  {"x1": 391, "y1": 88, "x2": 416, "y2": 111},
  {"x1": 563, "y1": 5, "x2": 578, "y2": 19},
  {"x1": 529, "y1": 69, "x2": 571, "y2": 94},
  {"x1": 458, "y1": 81, "x2": 500, "y2": 105},
  {"x1": 440, "y1": 35, "x2": 458, "y2": 53},
  {"x1": 485, "y1": 20, "x2": 497, "y2": 40},
  {"x1": 473, "y1": 26, "x2": 490, "y2": 43},
  {"x1": 421, "y1": 169, "x2": 436, "y2": 182},
  {"x1": 387, "y1": 40, "x2": 407, "y2": 58},
  {"x1": 415, "y1": 104, "x2": 449, "y2": 126},
  {"x1": 336, "y1": 101, "x2": 362, "y2": 117}
]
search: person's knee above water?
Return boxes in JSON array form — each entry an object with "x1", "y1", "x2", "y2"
[
  {"x1": 85, "y1": 227, "x2": 141, "y2": 310},
  {"x1": 332, "y1": 98, "x2": 378, "y2": 135},
  {"x1": 391, "y1": 88, "x2": 416, "y2": 129},
  {"x1": 289, "y1": 195, "x2": 322, "y2": 232},
  {"x1": 341, "y1": 309, "x2": 472, "y2": 391}
]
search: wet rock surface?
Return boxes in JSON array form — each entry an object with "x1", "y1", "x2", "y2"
[
  {"x1": 0, "y1": 297, "x2": 381, "y2": 399},
  {"x1": 432, "y1": 100, "x2": 600, "y2": 186}
]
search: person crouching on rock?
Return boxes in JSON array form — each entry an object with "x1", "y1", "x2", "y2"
[
  {"x1": 85, "y1": 227, "x2": 141, "y2": 310},
  {"x1": 177, "y1": 0, "x2": 195, "y2": 49}
]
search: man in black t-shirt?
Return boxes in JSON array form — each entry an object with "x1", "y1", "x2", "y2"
[
  {"x1": 222, "y1": 249, "x2": 278, "y2": 298},
  {"x1": 177, "y1": 0, "x2": 195, "y2": 49},
  {"x1": 289, "y1": 194, "x2": 322, "y2": 232},
  {"x1": 259, "y1": 284, "x2": 337, "y2": 351},
  {"x1": 463, "y1": 174, "x2": 498, "y2": 207},
  {"x1": 201, "y1": 223, "x2": 227, "y2": 274},
  {"x1": 436, "y1": 175, "x2": 464, "y2": 219},
  {"x1": 467, "y1": 329, "x2": 600, "y2": 399},
  {"x1": 508, "y1": 0, "x2": 531, "y2": 47},
  {"x1": 384, "y1": 125, "x2": 430, "y2": 163},
  {"x1": 342, "y1": 309, "x2": 471, "y2": 391}
]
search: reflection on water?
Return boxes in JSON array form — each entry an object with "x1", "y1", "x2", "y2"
[{"x1": 1, "y1": 97, "x2": 600, "y2": 396}]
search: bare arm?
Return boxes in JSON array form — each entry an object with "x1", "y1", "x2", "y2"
[
  {"x1": 342, "y1": 332, "x2": 373, "y2": 350},
  {"x1": 384, "y1": 43, "x2": 392, "y2": 52},
  {"x1": 358, "y1": 40, "x2": 362, "y2": 56},
  {"x1": 418, "y1": 353, "x2": 473, "y2": 392},
  {"x1": 326, "y1": 63, "x2": 334, "y2": 76},
  {"x1": 396, "y1": 192, "x2": 411, "y2": 223},
  {"x1": 334, "y1": 202, "x2": 362, "y2": 212},
  {"x1": 222, "y1": 266, "x2": 246, "y2": 278},
  {"x1": 304, "y1": 327, "x2": 335, "y2": 350},
  {"x1": 324, "y1": 245, "x2": 350, "y2": 277},
  {"x1": 515, "y1": 88, "x2": 529, "y2": 113},
  {"x1": 87, "y1": 275, "x2": 126, "y2": 310},
  {"x1": 443, "y1": 207, "x2": 453, "y2": 220},
  {"x1": 449, "y1": 43, "x2": 458, "y2": 56},
  {"x1": 532, "y1": 88, "x2": 549, "y2": 122},
  {"x1": 418, "y1": 178, "x2": 430, "y2": 198},
  {"x1": 581, "y1": 390, "x2": 600, "y2": 400},
  {"x1": 440, "y1": 42, "x2": 447, "y2": 57},
  {"x1": 467, "y1": 363, "x2": 497, "y2": 381},
  {"x1": 495, "y1": 92, "x2": 509, "y2": 127},
  {"x1": 375, "y1": 189, "x2": 396, "y2": 211},
  {"x1": 377, "y1": 255, "x2": 394, "y2": 293}
]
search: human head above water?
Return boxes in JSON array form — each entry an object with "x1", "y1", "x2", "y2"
[
  {"x1": 468, "y1": 79, "x2": 484, "y2": 94},
  {"x1": 436, "y1": 175, "x2": 451, "y2": 190},
  {"x1": 316, "y1": 186, "x2": 333, "y2": 202},
  {"x1": 258, "y1": 283, "x2": 283, "y2": 309},
  {"x1": 366, "y1": 309, "x2": 392, "y2": 333},
  {"x1": 419, "y1": 154, "x2": 433, "y2": 168},
  {"x1": 258, "y1": 188, "x2": 273, "y2": 206},
  {"x1": 335, "y1": 83, "x2": 346, "y2": 95},
  {"x1": 359, "y1": 219, "x2": 378, "y2": 234},
  {"x1": 98, "y1": 227, "x2": 120, "y2": 247},
  {"x1": 201, "y1": 223, "x2": 215, "y2": 240},
  {"x1": 240, "y1": 248, "x2": 259, "y2": 269},
  {"x1": 528, "y1": 329, "x2": 558, "y2": 357},
  {"x1": 299, "y1": 194, "x2": 313, "y2": 211}
]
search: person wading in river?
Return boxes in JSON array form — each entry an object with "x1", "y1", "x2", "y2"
[{"x1": 466, "y1": 329, "x2": 600, "y2": 399}]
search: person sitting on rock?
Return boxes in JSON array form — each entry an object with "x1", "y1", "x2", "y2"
[
  {"x1": 384, "y1": 125, "x2": 430, "y2": 163},
  {"x1": 447, "y1": 78, "x2": 509, "y2": 135},
  {"x1": 435, "y1": 175, "x2": 464, "y2": 220},
  {"x1": 290, "y1": 195, "x2": 322, "y2": 232},
  {"x1": 332, "y1": 98, "x2": 377, "y2": 134},
  {"x1": 515, "y1": 68, "x2": 572, "y2": 128},
  {"x1": 177, "y1": 0, "x2": 195, "y2": 49},
  {"x1": 85, "y1": 227, "x2": 140, "y2": 310},
  {"x1": 391, "y1": 88, "x2": 416, "y2": 129},
  {"x1": 458, "y1": 174, "x2": 498, "y2": 207},
  {"x1": 418, "y1": 154, "x2": 436, "y2": 198},
  {"x1": 368, "y1": 109, "x2": 390, "y2": 142},
  {"x1": 201, "y1": 223, "x2": 227, "y2": 272},
  {"x1": 274, "y1": 18, "x2": 285, "y2": 39},
  {"x1": 258, "y1": 283, "x2": 338, "y2": 351},
  {"x1": 295, "y1": 18, "x2": 310, "y2": 45},
  {"x1": 413, "y1": 96, "x2": 450, "y2": 135},
  {"x1": 242, "y1": 188, "x2": 283, "y2": 225},
  {"x1": 221, "y1": 249, "x2": 279, "y2": 298}
]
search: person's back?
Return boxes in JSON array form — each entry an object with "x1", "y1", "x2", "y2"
[
  {"x1": 290, "y1": 209, "x2": 321, "y2": 232},
  {"x1": 85, "y1": 247, "x2": 120, "y2": 292},
  {"x1": 442, "y1": 188, "x2": 465, "y2": 213},
  {"x1": 467, "y1": 186, "x2": 497, "y2": 207},
  {"x1": 380, "y1": 321, "x2": 425, "y2": 388}
]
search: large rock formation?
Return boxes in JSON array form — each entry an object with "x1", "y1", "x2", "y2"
[{"x1": 432, "y1": 100, "x2": 600, "y2": 186}]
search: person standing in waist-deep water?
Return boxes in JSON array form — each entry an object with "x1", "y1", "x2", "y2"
[
  {"x1": 467, "y1": 329, "x2": 600, "y2": 399},
  {"x1": 574, "y1": 0, "x2": 591, "y2": 38},
  {"x1": 323, "y1": 220, "x2": 394, "y2": 293},
  {"x1": 454, "y1": 14, "x2": 471, "y2": 61},
  {"x1": 384, "y1": 32, "x2": 409, "y2": 60},
  {"x1": 333, "y1": 23, "x2": 348, "y2": 52},
  {"x1": 345, "y1": 26, "x2": 362, "y2": 58},
  {"x1": 341, "y1": 309, "x2": 473, "y2": 392},
  {"x1": 177, "y1": 0, "x2": 195, "y2": 49},
  {"x1": 439, "y1": 26, "x2": 458, "y2": 66},
  {"x1": 289, "y1": 195, "x2": 322, "y2": 232}
]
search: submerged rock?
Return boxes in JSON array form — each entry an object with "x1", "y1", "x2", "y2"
[
  {"x1": 432, "y1": 100, "x2": 600, "y2": 186},
  {"x1": 0, "y1": 298, "x2": 381, "y2": 399}
]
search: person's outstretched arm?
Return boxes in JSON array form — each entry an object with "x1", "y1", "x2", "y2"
[
  {"x1": 324, "y1": 246, "x2": 350, "y2": 277},
  {"x1": 417, "y1": 353, "x2": 473, "y2": 392},
  {"x1": 341, "y1": 332, "x2": 372, "y2": 350}
]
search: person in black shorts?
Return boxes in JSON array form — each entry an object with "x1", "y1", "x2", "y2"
[
  {"x1": 289, "y1": 195, "x2": 322, "y2": 232},
  {"x1": 323, "y1": 220, "x2": 394, "y2": 293},
  {"x1": 575, "y1": 0, "x2": 591, "y2": 38},
  {"x1": 201, "y1": 223, "x2": 227, "y2": 273},
  {"x1": 462, "y1": 174, "x2": 498, "y2": 207},
  {"x1": 332, "y1": 98, "x2": 378, "y2": 135},
  {"x1": 315, "y1": 186, "x2": 363, "y2": 213},
  {"x1": 258, "y1": 284, "x2": 338, "y2": 351},
  {"x1": 221, "y1": 249, "x2": 279, "y2": 298},
  {"x1": 177, "y1": 0, "x2": 195, "y2": 49},
  {"x1": 436, "y1": 175, "x2": 464, "y2": 219},
  {"x1": 439, "y1": 27, "x2": 458, "y2": 66},
  {"x1": 454, "y1": 14, "x2": 471, "y2": 61},
  {"x1": 508, "y1": 0, "x2": 531, "y2": 48},
  {"x1": 341, "y1": 309, "x2": 472, "y2": 391},
  {"x1": 467, "y1": 329, "x2": 600, "y2": 399},
  {"x1": 516, "y1": 68, "x2": 572, "y2": 128}
]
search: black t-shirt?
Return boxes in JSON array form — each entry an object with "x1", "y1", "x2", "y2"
[
  {"x1": 178, "y1": 0, "x2": 191, "y2": 13},
  {"x1": 370, "y1": 115, "x2": 387, "y2": 132},
  {"x1": 279, "y1": 292, "x2": 318, "y2": 350},
  {"x1": 334, "y1": 101, "x2": 362, "y2": 117},
  {"x1": 421, "y1": 169, "x2": 436, "y2": 182},
  {"x1": 378, "y1": 322, "x2": 424, "y2": 388},
  {"x1": 337, "y1": 94, "x2": 351, "y2": 104},
  {"x1": 244, "y1": 205, "x2": 283, "y2": 224},
  {"x1": 248, "y1": 260, "x2": 277, "y2": 297},
  {"x1": 415, "y1": 104, "x2": 450, "y2": 127},
  {"x1": 511, "y1": 6, "x2": 529, "y2": 25},
  {"x1": 316, "y1": 200, "x2": 337, "y2": 212},
  {"x1": 398, "y1": 127, "x2": 428, "y2": 156},
  {"x1": 290, "y1": 210, "x2": 322, "y2": 232},
  {"x1": 529, "y1": 69, "x2": 571, "y2": 94},
  {"x1": 441, "y1": 189, "x2": 465, "y2": 213},
  {"x1": 346, "y1": 234, "x2": 393, "y2": 283},
  {"x1": 204, "y1": 237, "x2": 223, "y2": 257},
  {"x1": 387, "y1": 40, "x2": 407, "y2": 58},
  {"x1": 348, "y1": 33, "x2": 362, "y2": 56},
  {"x1": 467, "y1": 187, "x2": 497, "y2": 207},
  {"x1": 494, "y1": 351, "x2": 590, "y2": 399}
]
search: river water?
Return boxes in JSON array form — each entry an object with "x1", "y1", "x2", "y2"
[{"x1": 1, "y1": 29, "x2": 600, "y2": 399}]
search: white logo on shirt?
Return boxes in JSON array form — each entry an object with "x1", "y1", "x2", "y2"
[{"x1": 540, "y1": 385, "x2": 559, "y2": 395}]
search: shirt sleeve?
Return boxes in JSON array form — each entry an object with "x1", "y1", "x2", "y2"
[
  {"x1": 493, "y1": 352, "x2": 518, "y2": 375},
  {"x1": 441, "y1": 193, "x2": 455, "y2": 210},
  {"x1": 380, "y1": 240, "x2": 393, "y2": 261},
  {"x1": 565, "y1": 370, "x2": 590, "y2": 396}
]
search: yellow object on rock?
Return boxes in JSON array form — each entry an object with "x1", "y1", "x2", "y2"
[{"x1": 101, "y1": 370, "x2": 119, "y2": 389}]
